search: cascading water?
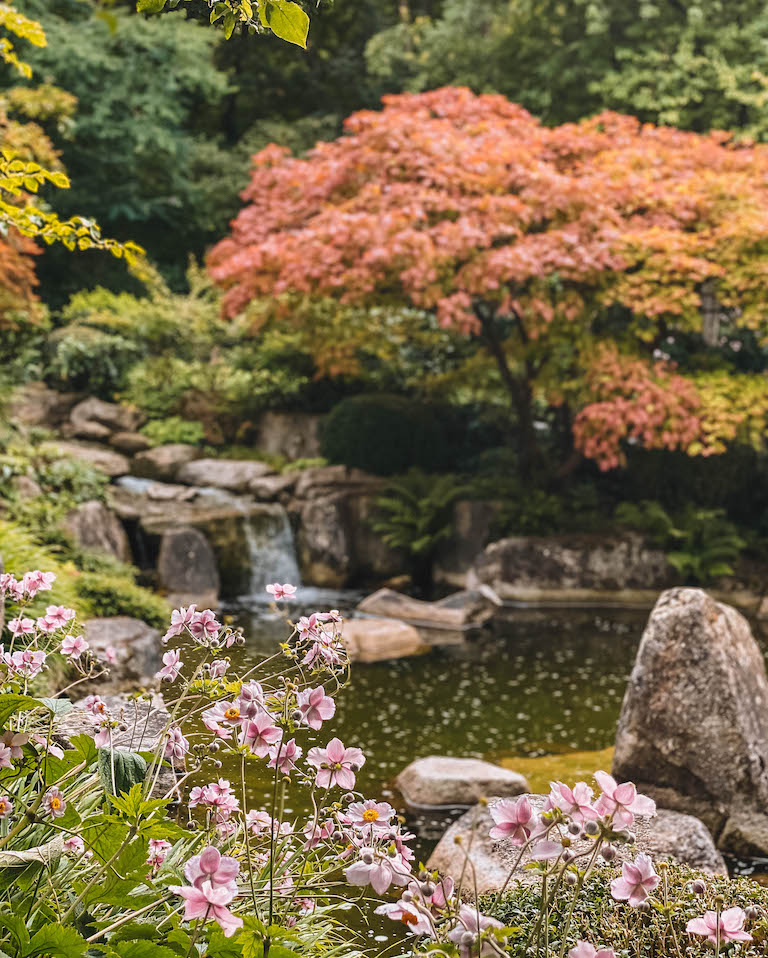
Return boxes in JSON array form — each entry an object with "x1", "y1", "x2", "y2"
[{"x1": 238, "y1": 501, "x2": 302, "y2": 597}]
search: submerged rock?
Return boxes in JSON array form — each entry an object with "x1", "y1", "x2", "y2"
[
  {"x1": 613, "y1": 587, "x2": 768, "y2": 855},
  {"x1": 342, "y1": 617, "x2": 429, "y2": 663},
  {"x1": 427, "y1": 795, "x2": 727, "y2": 895},
  {"x1": 396, "y1": 756, "x2": 529, "y2": 810}
]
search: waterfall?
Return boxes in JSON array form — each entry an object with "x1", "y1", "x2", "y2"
[{"x1": 238, "y1": 502, "x2": 301, "y2": 597}]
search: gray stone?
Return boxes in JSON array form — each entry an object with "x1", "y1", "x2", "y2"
[
  {"x1": 358, "y1": 588, "x2": 494, "y2": 631},
  {"x1": 472, "y1": 533, "x2": 674, "y2": 601},
  {"x1": 435, "y1": 499, "x2": 501, "y2": 588},
  {"x1": 343, "y1": 618, "x2": 429, "y2": 663},
  {"x1": 67, "y1": 419, "x2": 111, "y2": 441},
  {"x1": 292, "y1": 465, "x2": 380, "y2": 501},
  {"x1": 132, "y1": 444, "x2": 202, "y2": 481},
  {"x1": 249, "y1": 472, "x2": 298, "y2": 501},
  {"x1": 64, "y1": 500, "x2": 131, "y2": 562},
  {"x1": 82, "y1": 617, "x2": 164, "y2": 687},
  {"x1": 613, "y1": 588, "x2": 768, "y2": 853},
  {"x1": 427, "y1": 795, "x2": 726, "y2": 895},
  {"x1": 157, "y1": 526, "x2": 220, "y2": 609},
  {"x1": 397, "y1": 756, "x2": 530, "y2": 810},
  {"x1": 257, "y1": 411, "x2": 324, "y2": 461},
  {"x1": 70, "y1": 397, "x2": 145, "y2": 435},
  {"x1": 9, "y1": 382, "x2": 81, "y2": 428},
  {"x1": 41, "y1": 440, "x2": 130, "y2": 477},
  {"x1": 110, "y1": 431, "x2": 151, "y2": 454},
  {"x1": 176, "y1": 458, "x2": 274, "y2": 491},
  {"x1": 11, "y1": 475, "x2": 42, "y2": 500}
]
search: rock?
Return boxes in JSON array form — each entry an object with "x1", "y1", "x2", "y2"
[
  {"x1": 58, "y1": 694, "x2": 179, "y2": 797},
  {"x1": 176, "y1": 458, "x2": 275, "y2": 491},
  {"x1": 612, "y1": 588, "x2": 768, "y2": 854},
  {"x1": 64, "y1": 500, "x2": 131, "y2": 563},
  {"x1": 427, "y1": 795, "x2": 726, "y2": 895},
  {"x1": 292, "y1": 465, "x2": 380, "y2": 500},
  {"x1": 249, "y1": 473, "x2": 298, "y2": 501},
  {"x1": 132, "y1": 444, "x2": 202, "y2": 481},
  {"x1": 41, "y1": 440, "x2": 130, "y2": 477},
  {"x1": 8, "y1": 382, "x2": 81, "y2": 428},
  {"x1": 343, "y1": 618, "x2": 429, "y2": 663},
  {"x1": 70, "y1": 397, "x2": 145, "y2": 435},
  {"x1": 67, "y1": 419, "x2": 111, "y2": 441},
  {"x1": 110, "y1": 431, "x2": 151, "y2": 454},
  {"x1": 82, "y1": 617, "x2": 164, "y2": 687},
  {"x1": 472, "y1": 533, "x2": 674, "y2": 602},
  {"x1": 397, "y1": 756, "x2": 530, "y2": 809},
  {"x1": 11, "y1": 475, "x2": 42, "y2": 500},
  {"x1": 358, "y1": 588, "x2": 494, "y2": 631},
  {"x1": 257, "y1": 411, "x2": 324, "y2": 461},
  {"x1": 157, "y1": 526, "x2": 220, "y2": 609},
  {"x1": 435, "y1": 499, "x2": 502, "y2": 588}
]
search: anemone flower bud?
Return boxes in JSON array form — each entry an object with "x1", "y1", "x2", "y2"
[
  {"x1": 690, "y1": 879, "x2": 707, "y2": 896},
  {"x1": 584, "y1": 820, "x2": 600, "y2": 837},
  {"x1": 601, "y1": 844, "x2": 617, "y2": 862}
]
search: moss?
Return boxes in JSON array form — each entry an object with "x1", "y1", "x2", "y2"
[
  {"x1": 75, "y1": 572, "x2": 170, "y2": 630},
  {"x1": 485, "y1": 862, "x2": 768, "y2": 957},
  {"x1": 499, "y1": 748, "x2": 616, "y2": 795}
]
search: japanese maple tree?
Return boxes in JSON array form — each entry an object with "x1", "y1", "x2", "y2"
[{"x1": 209, "y1": 86, "x2": 768, "y2": 471}]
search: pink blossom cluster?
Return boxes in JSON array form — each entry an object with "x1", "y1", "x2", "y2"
[
  {"x1": 0, "y1": 570, "x2": 55, "y2": 601},
  {"x1": 170, "y1": 846, "x2": 242, "y2": 938},
  {"x1": 163, "y1": 606, "x2": 233, "y2": 649}
]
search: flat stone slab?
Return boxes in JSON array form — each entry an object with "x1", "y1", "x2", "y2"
[
  {"x1": 358, "y1": 588, "x2": 493, "y2": 631},
  {"x1": 427, "y1": 794, "x2": 727, "y2": 895},
  {"x1": 343, "y1": 617, "x2": 429, "y2": 663},
  {"x1": 132, "y1": 444, "x2": 202, "y2": 481},
  {"x1": 41, "y1": 440, "x2": 129, "y2": 477},
  {"x1": 397, "y1": 756, "x2": 530, "y2": 810},
  {"x1": 176, "y1": 458, "x2": 275, "y2": 491}
]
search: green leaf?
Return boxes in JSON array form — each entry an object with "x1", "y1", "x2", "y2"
[
  {"x1": 259, "y1": 0, "x2": 309, "y2": 48},
  {"x1": 0, "y1": 914, "x2": 30, "y2": 952},
  {"x1": 28, "y1": 925, "x2": 87, "y2": 958},
  {"x1": 0, "y1": 694, "x2": 40, "y2": 725},
  {"x1": 109, "y1": 921, "x2": 161, "y2": 943},
  {"x1": 112, "y1": 942, "x2": 178, "y2": 958},
  {"x1": 136, "y1": 0, "x2": 167, "y2": 11},
  {"x1": 98, "y1": 748, "x2": 147, "y2": 797},
  {"x1": 39, "y1": 697, "x2": 74, "y2": 717}
]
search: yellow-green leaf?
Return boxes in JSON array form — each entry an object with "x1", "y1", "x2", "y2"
[{"x1": 259, "y1": 0, "x2": 308, "y2": 48}]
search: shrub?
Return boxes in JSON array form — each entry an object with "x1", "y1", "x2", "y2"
[
  {"x1": 36, "y1": 456, "x2": 109, "y2": 504},
  {"x1": 321, "y1": 394, "x2": 452, "y2": 476},
  {"x1": 0, "y1": 520, "x2": 82, "y2": 615},
  {"x1": 140, "y1": 416, "x2": 206, "y2": 447},
  {"x1": 75, "y1": 571, "x2": 170, "y2": 630},
  {"x1": 45, "y1": 324, "x2": 141, "y2": 398}
]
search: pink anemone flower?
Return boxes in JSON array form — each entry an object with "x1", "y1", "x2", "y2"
[
  {"x1": 306, "y1": 737, "x2": 365, "y2": 789},
  {"x1": 687, "y1": 908, "x2": 752, "y2": 946},
  {"x1": 610, "y1": 853, "x2": 660, "y2": 906}
]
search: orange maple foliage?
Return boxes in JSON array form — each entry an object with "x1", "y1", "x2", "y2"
[{"x1": 209, "y1": 87, "x2": 768, "y2": 469}]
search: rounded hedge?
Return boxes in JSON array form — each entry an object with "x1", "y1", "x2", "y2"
[{"x1": 320, "y1": 394, "x2": 452, "y2": 476}]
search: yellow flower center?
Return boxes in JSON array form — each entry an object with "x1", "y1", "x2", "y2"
[
  {"x1": 50, "y1": 797, "x2": 61, "y2": 810},
  {"x1": 0, "y1": 801, "x2": 7, "y2": 814},
  {"x1": 401, "y1": 912, "x2": 418, "y2": 925},
  {"x1": 362, "y1": 809, "x2": 379, "y2": 822},
  {"x1": 224, "y1": 707, "x2": 240, "y2": 720}
]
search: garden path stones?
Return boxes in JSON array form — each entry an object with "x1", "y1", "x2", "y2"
[
  {"x1": 612, "y1": 587, "x2": 768, "y2": 856},
  {"x1": 427, "y1": 796, "x2": 727, "y2": 896},
  {"x1": 396, "y1": 756, "x2": 530, "y2": 810}
]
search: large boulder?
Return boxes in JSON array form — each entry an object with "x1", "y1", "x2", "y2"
[
  {"x1": 64, "y1": 500, "x2": 131, "y2": 563},
  {"x1": 69, "y1": 397, "x2": 145, "y2": 436},
  {"x1": 613, "y1": 588, "x2": 768, "y2": 855},
  {"x1": 343, "y1": 618, "x2": 429, "y2": 663},
  {"x1": 82, "y1": 617, "x2": 163, "y2": 687},
  {"x1": 9, "y1": 382, "x2": 80, "y2": 428},
  {"x1": 472, "y1": 533, "x2": 674, "y2": 602},
  {"x1": 41, "y1": 440, "x2": 129, "y2": 478},
  {"x1": 257, "y1": 411, "x2": 324, "y2": 461},
  {"x1": 132, "y1": 444, "x2": 202, "y2": 481},
  {"x1": 157, "y1": 526, "x2": 220, "y2": 609},
  {"x1": 427, "y1": 795, "x2": 726, "y2": 895},
  {"x1": 176, "y1": 458, "x2": 274, "y2": 492},
  {"x1": 397, "y1": 756, "x2": 530, "y2": 809}
]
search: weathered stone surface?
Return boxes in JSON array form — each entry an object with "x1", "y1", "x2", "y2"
[
  {"x1": 472, "y1": 533, "x2": 674, "y2": 601},
  {"x1": 176, "y1": 458, "x2": 274, "y2": 491},
  {"x1": 292, "y1": 465, "x2": 381, "y2": 501},
  {"x1": 64, "y1": 500, "x2": 131, "y2": 562},
  {"x1": 358, "y1": 588, "x2": 494, "y2": 631},
  {"x1": 9, "y1": 382, "x2": 81, "y2": 428},
  {"x1": 11, "y1": 474, "x2": 42, "y2": 500},
  {"x1": 82, "y1": 617, "x2": 164, "y2": 687},
  {"x1": 397, "y1": 756, "x2": 530, "y2": 809},
  {"x1": 613, "y1": 588, "x2": 768, "y2": 852},
  {"x1": 67, "y1": 419, "x2": 111, "y2": 441},
  {"x1": 435, "y1": 499, "x2": 501, "y2": 588},
  {"x1": 157, "y1": 526, "x2": 220, "y2": 609},
  {"x1": 427, "y1": 795, "x2": 726, "y2": 895},
  {"x1": 343, "y1": 617, "x2": 429, "y2": 663},
  {"x1": 257, "y1": 411, "x2": 324, "y2": 461},
  {"x1": 59, "y1": 694, "x2": 179, "y2": 797},
  {"x1": 70, "y1": 397, "x2": 145, "y2": 434},
  {"x1": 110, "y1": 431, "x2": 151, "y2": 454},
  {"x1": 249, "y1": 472, "x2": 298, "y2": 501},
  {"x1": 132, "y1": 444, "x2": 202, "y2": 481},
  {"x1": 41, "y1": 440, "x2": 130, "y2": 477}
]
